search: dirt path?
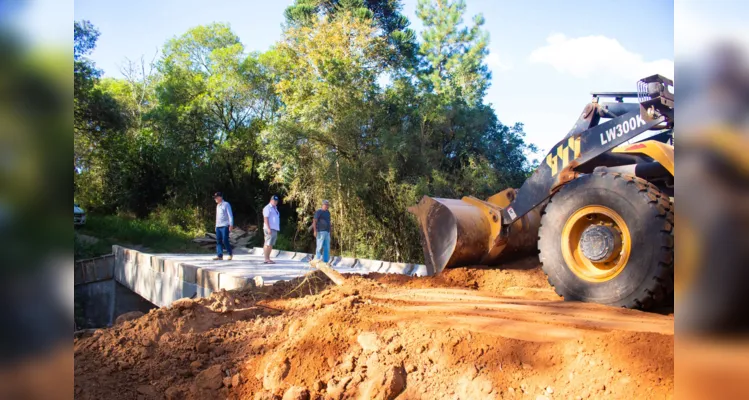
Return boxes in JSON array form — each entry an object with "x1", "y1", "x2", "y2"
[
  {"x1": 374, "y1": 288, "x2": 673, "y2": 341},
  {"x1": 74, "y1": 261, "x2": 674, "y2": 400}
]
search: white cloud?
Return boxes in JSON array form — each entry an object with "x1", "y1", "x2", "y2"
[
  {"x1": 486, "y1": 52, "x2": 512, "y2": 72},
  {"x1": 529, "y1": 33, "x2": 674, "y2": 81}
]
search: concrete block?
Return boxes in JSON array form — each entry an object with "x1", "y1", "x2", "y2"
[
  {"x1": 276, "y1": 251, "x2": 295, "y2": 259},
  {"x1": 84, "y1": 261, "x2": 97, "y2": 283},
  {"x1": 402, "y1": 264, "x2": 416, "y2": 276},
  {"x1": 162, "y1": 258, "x2": 180, "y2": 279},
  {"x1": 74, "y1": 263, "x2": 84, "y2": 285},
  {"x1": 136, "y1": 252, "x2": 151, "y2": 269},
  {"x1": 114, "y1": 257, "x2": 124, "y2": 283},
  {"x1": 411, "y1": 264, "x2": 430, "y2": 277},
  {"x1": 180, "y1": 281, "x2": 203, "y2": 300},
  {"x1": 150, "y1": 256, "x2": 164, "y2": 273},
  {"x1": 179, "y1": 263, "x2": 198, "y2": 283},
  {"x1": 387, "y1": 262, "x2": 409, "y2": 274},
  {"x1": 122, "y1": 247, "x2": 136, "y2": 265},
  {"x1": 196, "y1": 267, "x2": 220, "y2": 291},
  {"x1": 270, "y1": 249, "x2": 280, "y2": 257},
  {"x1": 376, "y1": 262, "x2": 390, "y2": 273},
  {"x1": 356, "y1": 259, "x2": 383, "y2": 272},
  {"x1": 292, "y1": 252, "x2": 309, "y2": 261},
  {"x1": 329, "y1": 256, "x2": 342, "y2": 266},
  {"x1": 94, "y1": 258, "x2": 114, "y2": 281},
  {"x1": 338, "y1": 257, "x2": 357, "y2": 268},
  {"x1": 219, "y1": 274, "x2": 254, "y2": 291},
  {"x1": 112, "y1": 245, "x2": 124, "y2": 260}
]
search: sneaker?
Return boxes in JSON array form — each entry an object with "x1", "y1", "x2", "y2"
[
  {"x1": 212, "y1": 256, "x2": 223, "y2": 261},
  {"x1": 227, "y1": 255, "x2": 233, "y2": 261}
]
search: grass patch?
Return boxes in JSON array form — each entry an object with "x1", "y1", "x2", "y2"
[
  {"x1": 74, "y1": 234, "x2": 114, "y2": 260},
  {"x1": 77, "y1": 214, "x2": 209, "y2": 257}
]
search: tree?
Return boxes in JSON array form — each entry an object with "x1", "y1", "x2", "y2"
[
  {"x1": 145, "y1": 23, "x2": 280, "y2": 222},
  {"x1": 267, "y1": 10, "x2": 393, "y2": 256},
  {"x1": 74, "y1": 20, "x2": 129, "y2": 211},
  {"x1": 72, "y1": 5, "x2": 538, "y2": 263},
  {"x1": 416, "y1": 0, "x2": 490, "y2": 105},
  {"x1": 284, "y1": 0, "x2": 418, "y2": 70}
]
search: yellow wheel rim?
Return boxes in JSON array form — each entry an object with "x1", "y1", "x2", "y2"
[{"x1": 562, "y1": 205, "x2": 632, "y2": 283}]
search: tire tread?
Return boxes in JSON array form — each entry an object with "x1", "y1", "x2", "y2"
[{"x1": 538, "y1": 171, "x2": 674, "y2": 310}]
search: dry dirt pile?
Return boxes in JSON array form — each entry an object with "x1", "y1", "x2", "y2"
[{"x1": 74, "y1": 262, "x2": 673, "y2": 400}]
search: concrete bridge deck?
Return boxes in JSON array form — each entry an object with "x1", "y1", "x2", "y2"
[{"x1": 111, "y1": 245, "x2": 427, "y2": 308}]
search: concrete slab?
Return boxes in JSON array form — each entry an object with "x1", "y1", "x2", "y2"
[{"x1": 112, "y1": 245, "x2": 428, "y2": 308}]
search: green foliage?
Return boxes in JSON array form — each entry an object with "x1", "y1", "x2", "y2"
[
  {"x1": 416, "y1": 0, "x2": 490, "y2": 105},
  {"x1": 284, "y1": 0, "x2": 417, "y2": 69},
  {"x1": 74, "y1": 235, "x2": 113, "y2": 260},
  {"x1": 79, "y1": 214, "x2": 207, "y2": 254},
  {"x1": 73, "y1": 3, "x2": 538, "y2": 263},
  {"x1": 74, "y1": 20, "x2": 100, "y2": 61}
]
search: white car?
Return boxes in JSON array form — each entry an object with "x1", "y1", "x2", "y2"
[{"x1": 74, "y1": 204, "x2": 86, "y2": 226}]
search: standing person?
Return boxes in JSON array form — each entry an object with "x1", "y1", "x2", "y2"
[
  {"x1": 313, "y1": 200, "x2": 332, "y2": 263},
  {"x1": 213, "y1": 192, "x2": 234, "y2": 261},
  {"x1": 262, "y1": 195, "x2": 280, "y2": 264}
]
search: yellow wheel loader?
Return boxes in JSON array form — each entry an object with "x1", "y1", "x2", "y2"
[{"x1": 409, "y1": 75, "x2": 674, "y2": 310}]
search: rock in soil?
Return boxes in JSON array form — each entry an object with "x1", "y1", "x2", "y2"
[
  {"x1": 360, "y1": 365, "x2": 406, "y2": 400},
  {"x1": 282, "y1": 386, "x2": 310, "y2": 400},
  {"x1": 195, "y1": 341, "x2": 210, "y2": 353},
  {"x1": 171, "y1": 298, "x2": 195, "y2": 310},
  {"x1": 165, "y1": 386, "x2": 183, "y2": 400},
  {"x1": 263, "y1": 356, "x2": 290, "y2": 390},
  {"x1": 357, "y1": 331, "x2": 380, "y2": 353},
  {"x1": 114, "y1": 311, "x2": 143, "y2": 325},
  {"x1": 231, "y1": 373, "x2": 242, "y2": 388},
  {"x1": 136, "y1": 385, "x2": 157, "y2": 397},
  {"x1": 195, "y1": 365, "x2": 224, "y2": 390}
]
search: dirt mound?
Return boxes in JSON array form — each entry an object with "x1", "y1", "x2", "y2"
[
  {"x1": 74, "y1": 259, "x2": 673, "y2": 399},
  {"x1": 365, "y1": 257, "x2": 557, "y2": 301}
]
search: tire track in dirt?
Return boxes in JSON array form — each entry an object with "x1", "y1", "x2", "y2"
[{"x1": 372, "y1": 288, "x2": 673, "y2": 341}]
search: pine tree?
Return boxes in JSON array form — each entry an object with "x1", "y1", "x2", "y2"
[
  {"x1": 284, "y1": 0, "x2": 417, "y2": 69},
  {"x1": 416, "y1": 0, "x2": 490, "y2": 105}
]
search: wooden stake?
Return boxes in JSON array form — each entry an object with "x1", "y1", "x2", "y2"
[{"x1": 310, "y1": 259, "x2": 347, "y2": 286}]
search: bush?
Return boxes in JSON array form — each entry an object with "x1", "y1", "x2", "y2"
[
  {"x1": 79, "y1": 213, "x2": 208, "y2": 254},
  {"x1": 74, "y1": 235, "x2": 112, "y2": 260},
  {"x1": 150, "y1": 206, "x2": 204, "y2": 234}
]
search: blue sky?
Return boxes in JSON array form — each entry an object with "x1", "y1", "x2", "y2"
[{"x1": 70, "y1": 0, "x2": 673, "y2": 155}]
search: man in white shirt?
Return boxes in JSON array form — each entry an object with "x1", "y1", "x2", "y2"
[
  {"x1": 212, "y1": 192, "x2": 234, "y2": 261},
  {"x1": 262, "y1": 195, "x2": 280, "y2": 264}
]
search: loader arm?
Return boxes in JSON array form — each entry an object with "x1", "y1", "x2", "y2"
[
  {"x1": 501, "y1": 110, "x2": 665, "y2": 225},
  {"x1": 500, "y1": 75, "x2": 674, "y2": 227}
]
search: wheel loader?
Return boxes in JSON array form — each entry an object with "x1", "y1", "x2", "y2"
[{"x1": 409, "y1": 75, "x2": 674, "y2": 310}]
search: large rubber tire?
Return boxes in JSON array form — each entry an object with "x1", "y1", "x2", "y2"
[{"x1": 538, "y1": 171, "x2": 674, "y2": 309}]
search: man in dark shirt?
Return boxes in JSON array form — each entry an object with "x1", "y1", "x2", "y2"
[{"x1": 313, "y1": 200, "x2": 332, "y2": 263}]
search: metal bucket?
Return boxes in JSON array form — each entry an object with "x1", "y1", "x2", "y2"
[{"x1": 409, "y1": 191, "x2": 541, "y2": 275}]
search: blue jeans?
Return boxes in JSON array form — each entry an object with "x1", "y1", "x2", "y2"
[
  {"x1": 216, "y1": 226, "x2": 232, "y2": 258},
  {"x1": 315, "y1": 231, "x2": 330, "y2": 263}
]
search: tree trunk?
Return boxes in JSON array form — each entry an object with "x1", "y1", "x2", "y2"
[{"x1": 335, "y1": 159, "x2": 345, "y2": 255}]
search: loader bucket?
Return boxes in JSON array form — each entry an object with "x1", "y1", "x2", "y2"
[{"x1": 408, "y1": 192, "x2": 542, "y2": 275}]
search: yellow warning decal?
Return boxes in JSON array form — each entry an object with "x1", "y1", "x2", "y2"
[{"x1": 545, "y1": 136, "x2": 581, "y2": 176}]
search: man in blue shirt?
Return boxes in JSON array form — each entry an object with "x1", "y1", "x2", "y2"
[
  {"x1": 213, "y1": 192, "x2": 234, "y2": 261},
  {"x1": 313, "y1": 200, "x2": 332, "y2": 263},
  {"x1": 262, "y1": 195, "x2": 280, "y2": 264}
]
